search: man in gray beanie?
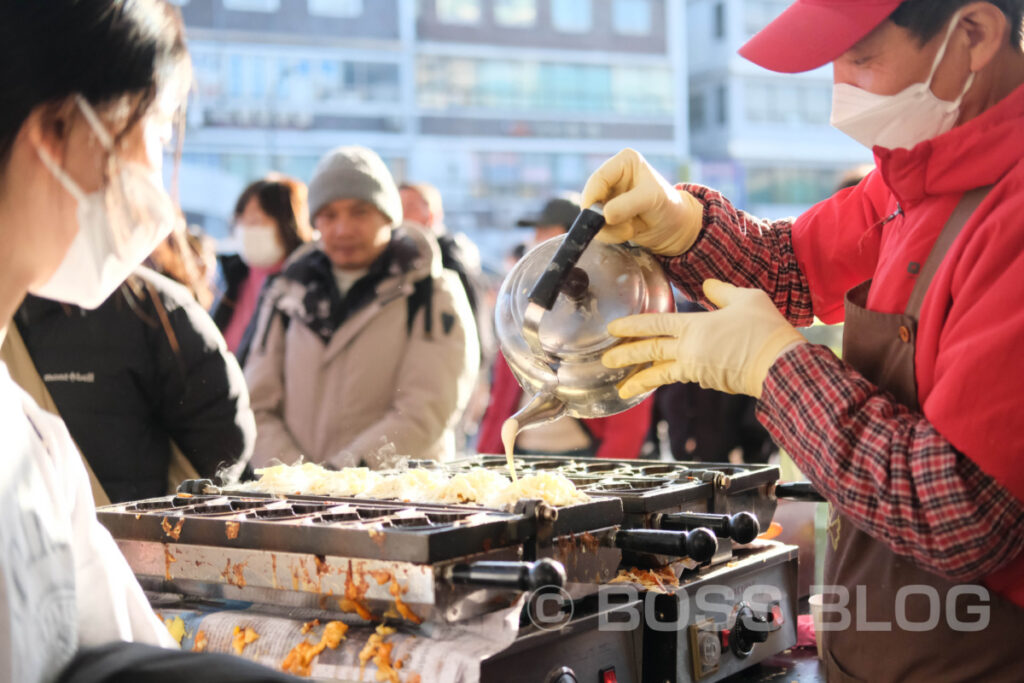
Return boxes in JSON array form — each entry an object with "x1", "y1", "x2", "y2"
[{"x1": 244, "y1": 145, "x2": 479, "y2": 468}]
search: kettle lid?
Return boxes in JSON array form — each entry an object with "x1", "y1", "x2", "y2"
[{"x1": 498, "y1": 236, "x2": 664, "y2": 359}]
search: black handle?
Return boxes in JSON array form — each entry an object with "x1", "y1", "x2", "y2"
[
  {"x1": 613, "y1": 528, "x2": 718, "y2": 563},
  {"x1": 446, "y1": 559, "x2": 566, "y2": 591},
  {"x1": 177, "y1": 478, "x2": 217, "y2": 495},
  {"x1": 774, "y1": 481, "x2": 827, "y2": 503},
  {"x1": 527, "y1": 206, "x2": 606, "y2": 310},
  {"x1": 658, "y1": 511, "x2": 760, "y2": 544}
]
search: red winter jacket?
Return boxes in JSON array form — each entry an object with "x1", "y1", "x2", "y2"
[
  {"x1": 791, "y1": 83, "x2": 1024, "y2": 500},
  {"x1": 476, "y1": 353, "x2": 653, "y2": 459}
]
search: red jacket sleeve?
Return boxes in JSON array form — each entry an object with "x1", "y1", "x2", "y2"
[
  {"x1": 585, "y1": 395, "x2": 653, "y2": 460},
  {"x1": 475, "y1": 353, "x2": 521, "y2": 454}
]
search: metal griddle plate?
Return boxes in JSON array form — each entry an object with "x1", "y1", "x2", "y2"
[
  {"x1": 97, "y1": 493, "x2": 623, "y2": 564},
  {"x1": 447, "y1": 455, "x2": 780, "y2": 518}
]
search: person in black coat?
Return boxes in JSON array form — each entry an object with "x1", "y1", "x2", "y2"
[{"x1": 15, "y1": 267, "x2": 254, "y2": 502}]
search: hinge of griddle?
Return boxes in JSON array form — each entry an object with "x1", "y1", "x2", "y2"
[{"x1": 513, "y1": 498, "x2": 558, "y2": 561}]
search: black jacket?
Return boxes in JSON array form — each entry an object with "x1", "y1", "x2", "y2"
[{"x1": 16, "y1": 267, "x2": 255, "y2": 503}]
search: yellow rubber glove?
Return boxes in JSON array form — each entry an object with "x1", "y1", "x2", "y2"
[
  {"x1": 581, "y1": 148, "x2": 704, "y2": 256},
  {"x1": 602, "y1": 279, "x2": 807, "y2": 399}
]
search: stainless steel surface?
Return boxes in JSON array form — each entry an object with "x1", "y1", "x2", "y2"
[
  {"x1": 118, "y1": 539, "x2": 524, "y2": 623},
  {"x1": 642, "y1": 542, "x2": 799, "y2": 683},
  {"x1": 495, "y1": 236, "x2": 674, "y2": 426}
]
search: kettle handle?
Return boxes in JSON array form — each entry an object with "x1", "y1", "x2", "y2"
[{"x1": 527, "y1": 204, "x2": 605, "y2": 311}]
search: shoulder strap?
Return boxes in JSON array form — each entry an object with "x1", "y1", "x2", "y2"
[
  {"x1": 0, "y1": 323, "x2": 112, "y2": 506},
  {"x1": 905, "y1": 186, "x2": 993, "y2": 318}
]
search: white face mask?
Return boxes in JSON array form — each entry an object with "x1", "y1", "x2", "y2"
[
  {"x1": 830, "y1": 11, "x2": 975, "y2": 151},
  {"x1": 237, "y1": 224, "x2": 285, "y2": 268},
  {"x1": 32, "y1": 95, "x2": 179, "y2": 309}
]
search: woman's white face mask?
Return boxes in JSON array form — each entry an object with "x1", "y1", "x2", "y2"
[
  {"x1": 237, "y1": 224, "x2": 285, "y2": 268},
  {"x1": 830, "y1": 10, "x2": 975, "y2": 151},
  {"x1": 32, "y1": 95, "x2": 179, "y2": 309}
]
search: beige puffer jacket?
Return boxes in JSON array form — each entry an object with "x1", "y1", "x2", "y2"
[{"x1": 245, "y1": 227, "x2": 479, "y2": 468}]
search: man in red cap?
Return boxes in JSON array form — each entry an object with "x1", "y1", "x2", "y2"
[{"x1": 584, "y1": 1, "x2": 1024, "y2": 680}]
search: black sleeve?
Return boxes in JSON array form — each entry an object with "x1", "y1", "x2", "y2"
[{"x1": 144, "y1": 271, "x2": 255, "y2": 484}]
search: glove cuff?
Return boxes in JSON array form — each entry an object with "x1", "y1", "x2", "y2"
[
  {"x1": 651, "y1": 190, "x2": 704, "y2": 256},
  {"x1": 747, "y1": 326, "x2": 807, "y2": 398}
]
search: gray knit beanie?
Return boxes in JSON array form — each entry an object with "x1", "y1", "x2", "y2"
[{"x1": 307, "y1": 146, "x2": 403, "y2": 225}]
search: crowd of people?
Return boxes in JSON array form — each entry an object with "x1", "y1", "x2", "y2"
[{"x1": 2, "y1": 0, "x2": 1022, "y2": 680}]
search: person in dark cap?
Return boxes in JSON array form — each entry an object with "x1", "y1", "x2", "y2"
[
  {"x1": 244, "y1": 146, "x2": 479, "y2": 468},
  {"x1": 584, "y1": 1, "x2": 1024, "y2": 680},
  {"x1": 476, "y1": 195, "x2": 653, "y2": 460}
]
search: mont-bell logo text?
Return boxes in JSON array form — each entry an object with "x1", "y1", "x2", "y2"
[{"x1": 43, "y1": 372, "x2": 96, "y2": 384}]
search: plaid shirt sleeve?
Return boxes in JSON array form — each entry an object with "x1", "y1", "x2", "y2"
[
  {"x1": 658, "y1": 184, "x2": 1024, "y2": 581},
  {"x1": 658, "y1": 183, "x2": 815, "y2": 327},
  {"x1": 759, "y1": 345, "x2": 1024, "y2": 582}
]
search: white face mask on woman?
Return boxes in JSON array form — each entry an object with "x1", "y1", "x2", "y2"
[
  {"x1": 830, "y1": 11, "x2": 974, "y2": 151},
  {"x1": 237, "y1": 224, "x2": 285, "y2": 268},
  {"x1": 32, "y1": 95, "x2": 179, "y2": 309}
]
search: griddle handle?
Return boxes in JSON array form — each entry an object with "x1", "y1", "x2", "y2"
[
  {"x1": 774, "y1": 481, "x2": 827, "y2": 503},
  {"x1": 527, "y1": 205, "x2": 605, "y2": 311},
  {"x1": 447, "y1": 559, "x2": 566, "y2": 591},
  {"x1": 614, "y1": 528, "x2": 718, "y2": 563},
  {"x1": 659, "y1": 511, "x2": 760, "y2": 545},
  {"x1": 177, "y1": 478, "x2": 216, "y2": 495}
]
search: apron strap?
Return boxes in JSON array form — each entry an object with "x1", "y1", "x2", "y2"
[{"x1": 904, "y1": 186, "x2": 993, "y2": 318}]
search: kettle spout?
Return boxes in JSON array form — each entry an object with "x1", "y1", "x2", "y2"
[{"x1": 510, "y1": 392, "x2": 567, "y2": 434}]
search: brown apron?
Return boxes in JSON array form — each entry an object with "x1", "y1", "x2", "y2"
[{"x1": 823, "y1": 187, "x2": 1024, "y2": 682}]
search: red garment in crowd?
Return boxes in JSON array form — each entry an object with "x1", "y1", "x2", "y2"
[
  {"x1": 222, "y1": 263, "x2": 280, "y2": 353},
  {"x1": 476, "y1": 352, "x2": 653, "y2": 459}
]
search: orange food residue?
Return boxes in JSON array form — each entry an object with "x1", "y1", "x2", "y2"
[
  {"x1": 300, "y1": 619, "x2": 320, "y2": 635},
  {"x1": 232, "y1": 625, "x2": 260, "y2": 655},
  {"x1": 161, "y1": 516, "x2": 185, "y2": 540},
  {"x1": 389, "y1": 578, "x2": 422, "y2": 625},
  {"x1": 358, "y1": 626, "x2": 400, "y2": 683},
  {"x1": 225, "y1": 521, "x2": 240, "y2": 539},
  {"x1": 192, "y1": 630, "x2": 208, "y2": 653},
  {"x1": 281, "y1": 621, "x2": 349, "y2": 676}
]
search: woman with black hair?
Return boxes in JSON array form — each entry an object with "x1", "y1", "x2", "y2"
[
  {"x1": 211, "y1": 174, "x2": 312, "y2": 362},
  {"x1": 0, "y1": 1, "x2": 297, "y2": 681}
]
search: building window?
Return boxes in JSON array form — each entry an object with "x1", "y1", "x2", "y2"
[
  {"x1": 713, "y1": 3, "x2": 725, "y2": 39},
  {"x1": 689, "y1": 92, "x2": 706, "y2": 130},
  {"x1": 551, "y1": 0, "x2": 591, "y2": 32},
  {"x1": 494, "y1": 0, "x2": 537, "y2": 27},
  {"x1": 436, "y1": 0, "x2": 481, "y2": 24},
  {"x1": 716, "y1": 84, "x2": 727, "y2": 125},
  {"x1": 308, "y1": 0, "x2": 362, "y2": 18},
  {"x1": 612, "y1": 0, "x2": 652, "y2": 36},
  {"x1": 223, "y1": 0, "x2": 280, "y2": 11}
]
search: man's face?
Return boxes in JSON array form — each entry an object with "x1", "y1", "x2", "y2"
[
  {"x1": 533, "y1": 224, "x2": 567, "y2": 244},
  {"x1": 314, "y1": 198, "x2": 392, "y2": 270},
  {"x1": 400, "y1": 187, "x2": 432, "y2": 228},
  {"x1": 833, "y1": 17, "x2": 971, "y2": 101}
]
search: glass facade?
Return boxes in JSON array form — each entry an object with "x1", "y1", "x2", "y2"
[
  {"x1": 417, "y1": 56, "x2": 673, "y2": 116},
  {"x1": 612, "y1": 0, "x2": 652, "y2": 36},
  {"x1": 551, "y1": 0, "x2": 592, "y2": 33},
  {"x1": 746, "y1": 166, "x2": 838, "y2": 205},
  {"x1": 742, "y1": 0, "x2": 788, "y2": 37},
  {"x1": 436, "y1": 0, "x2": 481, "y2": 24},
  {"x1": 191, "y1": 45, "x2": 401, "y2": 116},
  {"x1": 494, "y1": 0, "x2": 537, "y2": 27},
  {"x1": 745, "y1": 80, "x2": 830, "y2": 125}
]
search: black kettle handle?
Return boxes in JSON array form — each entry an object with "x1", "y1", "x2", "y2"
[{"x1": 527, "y1": 205, "x2": 605, "y2": 311}]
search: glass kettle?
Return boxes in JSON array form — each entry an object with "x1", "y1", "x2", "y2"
[{"x1": 494, "y1": 205, "x2": 675, "y2": 436}]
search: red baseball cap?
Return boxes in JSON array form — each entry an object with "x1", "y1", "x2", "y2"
[{"x1": 738, "y1": 0, "x2": 904, "y2": 73}]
